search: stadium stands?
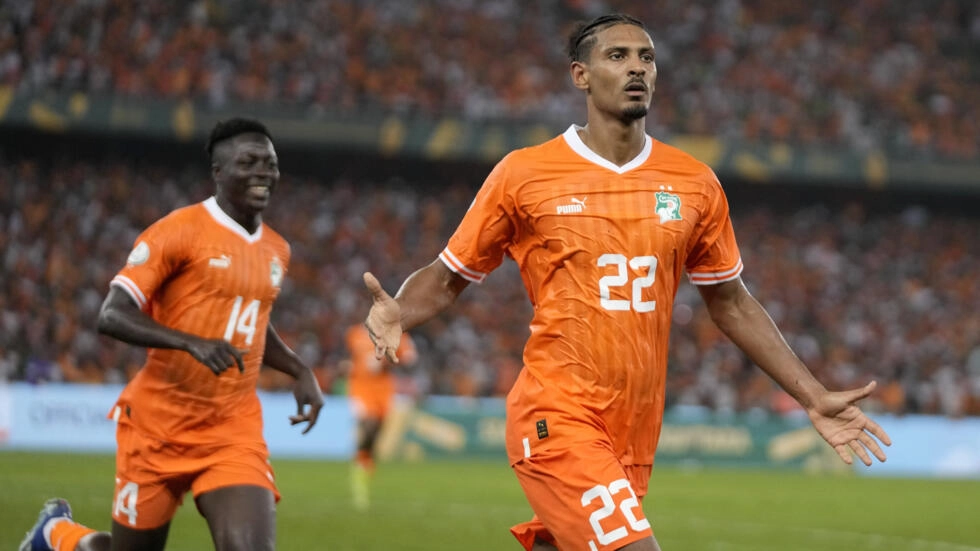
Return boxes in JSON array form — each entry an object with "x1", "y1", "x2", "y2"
[
  {"x1": 2, "y1": 0, "x2": 978, "y2": 160},
  {"x1": 1, "y1": 0, "x2": 977, "y2": 417},
  {"x1": 0, "y1": 157, "x2": 977, "y2": 416}
]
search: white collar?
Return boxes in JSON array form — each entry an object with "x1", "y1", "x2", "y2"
[
  {"x1": 203, "y1": 197, "x2": 263, "y2": 243},
  {"x1": 562, "y1": 124, "x2": 652, "y2": 174}
]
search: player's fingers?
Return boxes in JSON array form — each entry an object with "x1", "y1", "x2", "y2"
[
  {"x1": 288, "y1": 415, "x2": 311, "y2": 435},
  {"x1": 848, "y1": 440, "x2": 872, "y2": 466},
  {"x1": 207, "y1": 358, "x2": 225, "y2": 375},
  {"x1": 289, "y1": 401, "x2": 307, "y2": 421},
  {"x1": 301, "y1": 408, "x2": 320, "y2": 434},
  {"x1": 307, "y1": 401, "x2": 322, "y2": 428},
  {"x1": 385, "y1": 347, "x2": 399, "y2": 364},
  {"x1": 859, "y1": 431, "x2": 887, "y2": 463},
  {"x1": 834, "y1": 444, "x2": 853, "y2": 465},
  {"x1": 363, "y1": 272, "x2": 388, "y2": 300},
  {"x1": 841, "y1": 380, "x2": 876, "y2": 405},
  {"x1": 229, "y1": 347, "x2": 246, "y2": 373},
  {"x1": 367, "y1": 329, "x2": 390, "y2": 361},
  {"x1": 209, "y1": 351, "x2": 231, "y2": 375},
  {"x1": 289, "y1": 401, "x2": 310, "y2": 424},
  {"x1": 288, "y1": 408, "x2": 319, "y2": 434},
  {"x1": 364, "y1": 322, "x2": 381, "y2": 345},
  {"x1": 864, "y1": 417, "x2": 892, "y2": 447},
  {"x1": 215, "y1": 350, "x2": 236, "y2": 373},
  {"x1": 211, "y1": 346, "x2": 232, "y2": 366}
]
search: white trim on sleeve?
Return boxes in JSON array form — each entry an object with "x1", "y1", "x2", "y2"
[
  {"x1": 110, "y1": 275, "x2": 148, "y2": 309},
  {"x1": 688, "y1": 258, "x2": 744, "y2": 285},
  {"x1": 438, "y1": 248, "x2": 487, "y2": 283}
]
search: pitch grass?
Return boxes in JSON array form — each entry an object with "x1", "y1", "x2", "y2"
[{"x1": 1, "y1": 452, "x2": 977, "y2": 551}]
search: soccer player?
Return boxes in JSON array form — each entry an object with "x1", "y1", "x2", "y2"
[
  {"x1": 20, "y1": 118, "x2": 324, "y2": 551},
  {"x1": 344, "y1": 323, "x2": 417, "y2": 511},
  {"x1": 362, "y1": 14, "x2": 892, "y2": 551}
]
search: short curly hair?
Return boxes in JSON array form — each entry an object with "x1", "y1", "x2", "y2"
[{"x1": 205, "y1": 118, "x2": 274, "y2": 162}]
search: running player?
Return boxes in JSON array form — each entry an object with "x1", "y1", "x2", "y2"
[
  {"x1": 20, "y1": 118, "x2": 324, "y2": 551},
  {"x1": 344, "y1": 323, "x2": 417, "y2": 510}
]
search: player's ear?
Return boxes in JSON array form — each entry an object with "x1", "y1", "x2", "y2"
[{"x1": 570, "y1": 61, "x2": 589, "y2": 91}]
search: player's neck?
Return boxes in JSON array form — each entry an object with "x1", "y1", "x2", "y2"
[
  {"x1": 214, "y1": 195, "x2": 261, "y2": 233},
  {"x1": 576, "y1": 118, "x2": 646, "y2": 166}
]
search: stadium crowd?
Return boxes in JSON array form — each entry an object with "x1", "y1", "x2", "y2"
[
  {"x1": 1, "y1": 0, "x2": 978, "y2": 160},
  {"x1": 1, "y1": 157, "x2": 977, "y2": 417}
]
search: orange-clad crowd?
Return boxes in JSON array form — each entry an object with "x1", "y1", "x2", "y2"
[
  {"x1": 1, "y1": 0, "x2": 977, "y2": 159},
  {"x1": 1, "y1": 157, "x2": 977, "y2": 416}
]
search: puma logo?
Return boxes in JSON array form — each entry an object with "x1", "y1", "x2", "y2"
[
  {"x1": 209, "y1": 255, "x2": 231, "y2": 268},
  {"x1": 556, "y1": 197, "x2": 587, "y2": 214}
]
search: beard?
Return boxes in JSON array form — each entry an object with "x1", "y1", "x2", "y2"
[{"x1": 621, "y1": 104, "x2": 648, "y2": 121}]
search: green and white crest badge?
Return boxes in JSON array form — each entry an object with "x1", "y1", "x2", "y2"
[
  {"x1": 270, "y1": 257, "x2": 283, "y2": 287},
  {"x1": 654, "y1": 191, "x2": 682, "y2": 223}
]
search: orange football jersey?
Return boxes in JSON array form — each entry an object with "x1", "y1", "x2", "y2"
[
  {"x1": 109, "y1": 197, "x2": 290, "y2": 446},
  {"x1": 440, "y1": 126, "x2": 743, "y2": 466}
]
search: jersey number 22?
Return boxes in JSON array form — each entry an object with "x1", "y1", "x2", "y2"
[{"x1": 598, "y1": 254, "x2": 657, "y2": 312}]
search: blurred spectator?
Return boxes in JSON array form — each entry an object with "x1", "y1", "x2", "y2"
[
  {"x1": 0, "y1": 154, "x2": 977, "y2": 418},
  {"x1": 0, "y1": 0, "x2": 978, "y2": 159}
]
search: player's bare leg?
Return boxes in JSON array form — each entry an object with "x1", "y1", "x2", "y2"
[
  {"x1": 109, "y1": 521, "x2": 169, "y2": 551},
  {"x1": 356, "y1": 417, "x2": 383, "y2": 461},
  {"x1": 531, "y1": 536, "x2": 662, "y2": 550},
  {"x1": 73, "y1": 532, "x2": 111, "y2": 551},
  {"x1": 196, "y1": 485, "x2": 275, "y2": 551},
  {"x1": 352, "y1": 416, "x2": 383, "y2": 511},
  {"x1": 619, "y1": 537, "x2": 662, "y2": 551}
]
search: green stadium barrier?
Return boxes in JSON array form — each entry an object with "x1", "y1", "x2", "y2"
[{"x1": 376, "y1": 397, "x2": 847, "y2": 472}]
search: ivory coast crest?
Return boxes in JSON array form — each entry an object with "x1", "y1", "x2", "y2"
[{"x1": 654, "y1": 191, "x2": 682, "y2": 223}]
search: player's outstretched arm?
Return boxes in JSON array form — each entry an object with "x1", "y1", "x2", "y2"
[
  {"x1": 263, "y1": 324, "x2": 324, "y2": 434},
  {"x1": 363, "y1": 259, "x2": 469, "y2": 362},
  {"x1": 97, "y1": 286, "x2": 246, "y2": 375},
  {"x1": 697, "y1": 278, "x2": 891, "y2": 465}
]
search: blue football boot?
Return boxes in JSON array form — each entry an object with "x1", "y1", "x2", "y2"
[{"x1": 19, "y1": 498, "x2": 73, "y2": 551}]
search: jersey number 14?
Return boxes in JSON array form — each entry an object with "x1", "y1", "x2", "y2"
[{"x1": 224, "y1": 295, "x2": 260, "y2": 345}]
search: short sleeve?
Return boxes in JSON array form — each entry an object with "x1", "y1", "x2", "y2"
[
  {"x1": 685, "y1": 171, "x2": 743, "y2": 285},
  {"x1": 439, "y1": 155, "x2": 517, "y2": 283},
  {"x1": 110, "y1": 217, "x2": 185, "y2": 309}
]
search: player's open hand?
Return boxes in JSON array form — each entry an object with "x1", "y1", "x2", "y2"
[
  {"x1": 363, "y1": 271, "x2": 402, "y2": 363},
  {"x1": 289, "y1": 368, "x2": 323, "y2": 434},
  {"x1": 807, "y1": 381, "x2": 892, "y2": 466},
  {"x1": 185, "y1": 338, "x2": 247, "y2": 375}
]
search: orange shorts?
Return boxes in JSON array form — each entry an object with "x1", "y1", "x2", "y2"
[
  {"x1": 111, "y1": 421, "x2": 280, "y2": 530},
  {"x1": 509, "y1": 435, "x2": 653, "y2": 551}
]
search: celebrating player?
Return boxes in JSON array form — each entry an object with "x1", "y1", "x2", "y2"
[{"x1": 363, "y1": 13, "x2": 891, "y2": 551}]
